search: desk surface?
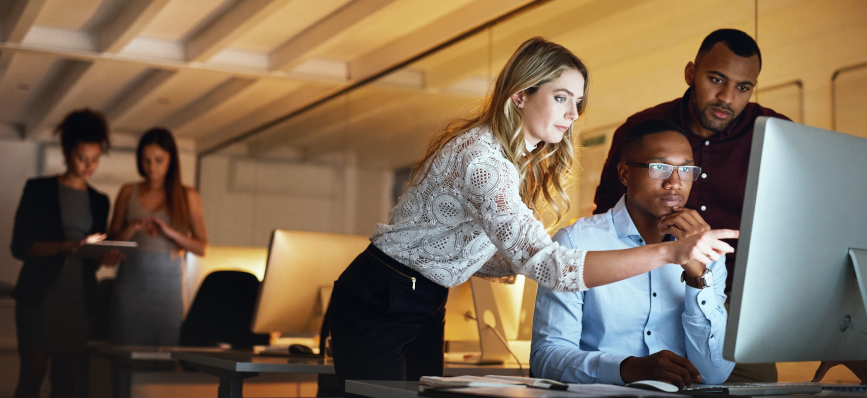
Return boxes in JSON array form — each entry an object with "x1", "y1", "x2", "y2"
[
  {"x1": 98, "y1": 345, "x2": 227, "y2": 361},
  {"x1": 347, "y1": 381, "x2": 419, "y2": 398},
  {"x1": 173, "y1": 351, "x2": 332, "y2": 374},
  {"x1": 346, "y1": 381, "x2": 867, "y2": 398},
  {"x1": 346, "y1": 380, "x2": 867, "y2": 398},
  {"x1": 172, "y1": 351, "x2": 529, "y2": 376}
]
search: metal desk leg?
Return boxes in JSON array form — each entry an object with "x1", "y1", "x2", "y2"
[
  {"x1": 112, "y1": 361, "x2": 131, "y2": 398},
  {"x1": 180, "y1": 362, "x2": 258, "y2": 398},
  {"x1": 218, "y1": 374, "x2": 248, "y2": 398}
]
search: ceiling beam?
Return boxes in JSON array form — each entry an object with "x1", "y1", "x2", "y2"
[
  {"x1": 0, "y1": 51, "x2": 58, "y2": 122},
  {"x1": 349, "y1": 0, "x2": 532, "y2": 83},
  {"x1": 440, "y1": 0, "x2": 636, "y2": 91},
  {"x1": 393, "y1": 2, "x2": 595, "y2": 92},
  {"x1": 160, "y1": 77, "x2": 257, "y2": 130},
  {"x1": 22, "y1": 59, "x2": 93, "y2": 138},
  {"x1": 1, "y1": 0, "x2": 49, "y2": 44},
  {"x1": 248, "y1": 89, "x2": 416, "y2": 155},
  {"x1": 0, "y1": 43, "x2": 347, "y2": 85},
  {"x1": 103, "y1": 68, "x2": 176, "y2": 124},
  {"x1": 26, "y1": 60, "x2": 152, "y2": 139},
  {"x1": 0, "y1": 120, "x2": 24, "y2": 138},
  {"x1": 301, "y1": 93, "x2": 466, "y2": 154},
  {"x1": 302, "y1": 98, "x2": 469, "y2": 168},
  {"x1": 195, "y1": 83, "x2": 341, "y2": 154},
  {"x1": 186, "y1": 0, "x2": 285, "y2": 62},
  {"x1": 269, "y1": 0, "x2": 398, "y2": 71},
  {"x1": 97, "y1": 0, "x2": 172, "y2": 53},
  {"x1": 195, "y1": 0, "x2": 550, "y2": 158}
]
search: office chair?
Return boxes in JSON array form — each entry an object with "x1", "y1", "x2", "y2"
[{"x1": 179, "y1": 270, "x2": 269, "y2": 348}]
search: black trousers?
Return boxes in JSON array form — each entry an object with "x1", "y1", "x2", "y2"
[
  {"x1": 16, "y1": 351, "x2": 84, "y2": 398},
  {"x1": 330, "y1": 244, "x2": 449, "y2": 390}
]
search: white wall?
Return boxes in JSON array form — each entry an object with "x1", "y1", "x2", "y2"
[{"x1": 198, "y1": 154, "x2": 393, "y2": 248}]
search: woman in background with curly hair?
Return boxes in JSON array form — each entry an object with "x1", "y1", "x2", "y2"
[{"x1": 11, "y1": 109, "x2": 115, "y2": 398}]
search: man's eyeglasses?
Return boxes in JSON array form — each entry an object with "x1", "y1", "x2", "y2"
[{"x1": 625, "y1": 162, "x2": 702, "y2": 181}]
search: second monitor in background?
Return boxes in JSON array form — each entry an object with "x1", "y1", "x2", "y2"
[
  {"x1": 251, "y1": 230, "x2": 370, "y2": 337},
  {"x1": 444, "y1": 276, "x2": 537, "y2": 365}
]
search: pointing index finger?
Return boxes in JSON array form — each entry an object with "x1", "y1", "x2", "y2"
[{"x1": 706, "y1": 229, "x2": 739, "y2": 240}]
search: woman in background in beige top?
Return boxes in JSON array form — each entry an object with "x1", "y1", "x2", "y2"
[{"x1": 108, "y1": 128, "x2": 207, "y2": 345}]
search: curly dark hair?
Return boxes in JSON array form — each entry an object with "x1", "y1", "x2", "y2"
[{"x1": 56, "y1": 108, "x2": 110, "y2": 154}]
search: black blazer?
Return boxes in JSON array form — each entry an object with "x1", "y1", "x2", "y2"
[{"x1": 10, "y1": 176, "x2": 110, "y2": 315}]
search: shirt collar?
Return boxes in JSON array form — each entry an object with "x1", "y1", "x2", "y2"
[
  {"x1": 611, "y1": 195, "x2": 642, "y2": 241},
  {"x1": 611, "y1": 194, "x2": 676, "y2": 244}
]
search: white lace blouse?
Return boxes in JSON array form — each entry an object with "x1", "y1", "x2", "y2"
[{"x1": 370, "y1": 126, "x2": 587, "y2": 292}]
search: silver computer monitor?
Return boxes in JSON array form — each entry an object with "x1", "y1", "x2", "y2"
[
  {"x1": 724, "y1": 117, "x2": 867, "y2": 362},
  {"x1": 250, "y1": 230, "x2": 370, "y2": 335}
]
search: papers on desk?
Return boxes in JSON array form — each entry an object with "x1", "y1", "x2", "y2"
[
  {"x1": 566, "y1": 383, "x2": 681, "y2": 397},
  {"x1": 421, "y1": 375, "x2": 564, "y2": 389},
  {"x1": 421, "y1": 376, "x2": 525, "y2": 388},
  {"x1": 420, "y1": 376, "x2": 682, "y2": 398}
]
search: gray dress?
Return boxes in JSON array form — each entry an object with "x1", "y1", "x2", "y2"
[
  {"x1": 16, "y1": 183, "x2": 91, "y2": 353},
  {"x1": 111, "y1": 184, "x2": 184, "y2": 346}
]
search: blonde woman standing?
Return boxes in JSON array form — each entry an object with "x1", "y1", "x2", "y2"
[
  {"x1": 328, "y1": 37, "x2": 738, "y2": 386},
  {"x1": 108, "y1": 128, "x2": 207, "y2": 345}
]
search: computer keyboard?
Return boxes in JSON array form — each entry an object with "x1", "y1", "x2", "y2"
[{"x1": 685, "y1": 382, "x2": 823, "y2": 396}]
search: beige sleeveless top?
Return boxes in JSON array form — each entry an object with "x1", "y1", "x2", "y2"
[{"x1": 126, "y1": 183, "x2": 179, "y2": 254}]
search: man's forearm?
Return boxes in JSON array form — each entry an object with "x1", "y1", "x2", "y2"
[
  {"x1": 682, "y1": 288, "x2": 735, "y2": 384},
  {"x1": 532, "y1": 345, "x2": 629, "y2": 385}
]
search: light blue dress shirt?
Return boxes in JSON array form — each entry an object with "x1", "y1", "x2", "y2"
[{"x1": 531, "y1": 195, "x2": 735, "y2": 385}]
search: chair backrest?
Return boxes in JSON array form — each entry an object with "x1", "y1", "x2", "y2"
[{"x1": 180, "y1": 270, "x2": 269, "y2": 348}]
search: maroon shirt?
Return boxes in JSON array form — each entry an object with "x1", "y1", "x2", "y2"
[{"x1": 593, "y1": 89, "x2": 790, "y2": 292}]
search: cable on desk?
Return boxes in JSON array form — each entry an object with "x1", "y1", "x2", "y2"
[
  {"x1": 464, "y1": 311, "x2": 525, "y2": 373},
  {"x1": 486, "y1": 323, "x2": 524, "y2": 374}
]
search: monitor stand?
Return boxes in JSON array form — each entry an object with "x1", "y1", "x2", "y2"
[
  {"x1": 444, "y1": 278, "x2": 513, "y2": 365},
  {"x1": 841, "y1": 248, "x2": 867, "y2": 334},
  {"x1": 469, "y1": 277, "x2": 513, "y2": 364}
]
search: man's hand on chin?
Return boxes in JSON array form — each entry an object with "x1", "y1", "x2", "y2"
[
  {"x1": 659, "y1": 207, "x2": 711, "y2": 241},
  {"x1": 659, "y1": 207, "x2": 713, "y2": 272}
]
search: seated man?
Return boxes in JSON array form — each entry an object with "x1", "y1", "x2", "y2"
[{"x1": 531, "y1": 119, "x2": 735, "y2": 387}]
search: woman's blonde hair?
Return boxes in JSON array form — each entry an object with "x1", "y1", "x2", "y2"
[{"x1": 410, "y1": 37, "x2": 589, "y2": 226}]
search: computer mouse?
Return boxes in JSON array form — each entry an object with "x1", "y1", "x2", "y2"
[
  {"x1": 288, "y1": 344, "x2": 314, "y2": 355},
  {"x1": 627, "y1": 380, "x2": 679, "y2": 393}
]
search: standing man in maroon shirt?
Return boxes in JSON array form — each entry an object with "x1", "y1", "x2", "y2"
[
  {"x1": 593, "y1": 29, "x2": 867, "y2": 385},
  {"x1": 592, "y1": 29, "x2": 787, "y2": 382}
]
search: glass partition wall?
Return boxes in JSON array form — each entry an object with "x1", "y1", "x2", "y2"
[{"x1": 198, "y1": 0, "x2": 866, "y2": 248}]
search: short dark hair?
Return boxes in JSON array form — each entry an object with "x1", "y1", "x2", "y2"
[
  {"x1": 696, "y1": 29, "x2": 762, "y2": 70},
  {"x1": 56, "y1": 108, "x2": 110, "y2": 154},
  {"x1": 620, "y1": 119, "x2": 688, "y2": 162}
]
